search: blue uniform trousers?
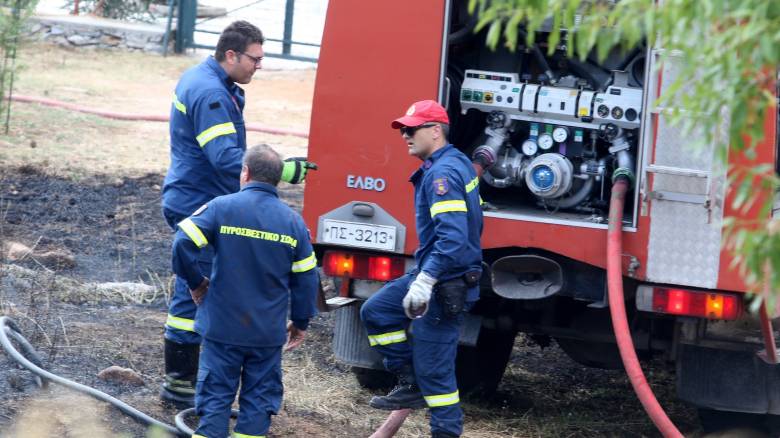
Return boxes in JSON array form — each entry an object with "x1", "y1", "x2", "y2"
[
  {"x1": 163, "y1": 208, "x2": 207, "y2": 344},
  {"x1": 194, "y1": 339, "x2": 282, "y2": 438},
  {"x1": 360, "y1": 273, "x2": 473, "y2": 436}
]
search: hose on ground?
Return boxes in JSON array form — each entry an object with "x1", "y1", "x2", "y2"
[
  {"x1": 0, "y1": 316, "x2": 186, "y2": 437},
  {"x1": 9, "y1": 94, "x2": 310, "y2": 139},
  {"x1": 175, "y1": 407, "x2": 240, "y2": 436},
  {"x1": 606, "y1": 178, "x2": 683, "y2": 438}
]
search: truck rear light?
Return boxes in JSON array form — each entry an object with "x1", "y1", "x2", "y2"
[
  {"x1": 636, "y1": 286, "x2": 742, "y2": 320},
  {"x1": 323, "y1": 251, "x2": 405, "y2": 282}
]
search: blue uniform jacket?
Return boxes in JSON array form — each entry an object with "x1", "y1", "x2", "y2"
[
  {"x1": 411, "y1": 144, "x2": 483, "y2": 300},
  {"x1": 171, "y1": 182, "x2": 319, "y2": 347},
  {"x1": 162, "y1": 56, "x2": 247, "y2": 217}
]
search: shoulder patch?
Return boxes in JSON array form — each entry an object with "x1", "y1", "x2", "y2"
[
  {"x1": 192, "y1": 203, "x2": 208, "y2": 216},
  {"x1": 208, "y1": 101, "x2": 221, "y2": 110},
  {"x1": 433, "y1": 178, "x2": 449, "y2": 195}
]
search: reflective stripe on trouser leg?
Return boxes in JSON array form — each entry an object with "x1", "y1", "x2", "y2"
[
  {"x1": 234, "y1": 346, "x2": 282, "y2": 437},
  {"x1": 166, "y1": 314, "x2": 195, "y2": 332},
  {"x1": 359, "y1": 273, "x2": 415, "y2": 373},
  {"x1": 424, "y1": 390, "x2": 460, "y2": 407},
  {"x1": 368, "y1": 329, "x2": 407, "y2": 346},
  {"x1": 233, "y1": 433, "x2": 267, "y2": 438},
  {"x1": 194, "y1": 339, "x2": 242, "y2": 438},
  {"x1": 413, "y1": 295, "x2": 464, "y2": 436}
]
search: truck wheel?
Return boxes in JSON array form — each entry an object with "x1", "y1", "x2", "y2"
[
  {"x1": 456, "y1": 327, "x2": 516, "y2": 396},
  {"x1": 352, "y1": 366, "x2": 396, "y2": 390},
  {"x1": 555, "y1": 337, "x2": 623, "y2": 369}
]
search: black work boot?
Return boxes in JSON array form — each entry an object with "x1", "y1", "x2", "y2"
[
  {"x1": 369, "y1": 367, "x2": 426, "y2": 410},
  {"x1": 160, "y1": 339, "x2": 199, "y2": 408},
  {"x1": 431, "y1": 432, "x2": 459, "y2": 438}
]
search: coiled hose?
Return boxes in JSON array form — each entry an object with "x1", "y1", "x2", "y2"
[{"x1": 0, "y1": 316, "x2": 187, "y2": 437}]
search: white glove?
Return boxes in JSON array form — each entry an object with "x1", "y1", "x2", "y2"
[{"x1": 402, "y1": 272, "x2": 437, "y2": 319}]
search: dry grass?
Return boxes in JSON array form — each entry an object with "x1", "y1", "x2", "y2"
[
  {"x1": 8, "y1": 392, "x2": 117, "y2": 438},
  {"x1": 0, "y1": 41, "x2": 313, "y2": 176}
]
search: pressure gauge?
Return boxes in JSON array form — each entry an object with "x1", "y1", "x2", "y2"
[
  {"x1": 552, "y1": 126, "x2": 569, "y2": 143},
  {"x1": 521, "y1": 139, "x2": 538, "y2": 156},
  {"x1": 538, "y1": 133, "x2": 554, "y2": 150}
]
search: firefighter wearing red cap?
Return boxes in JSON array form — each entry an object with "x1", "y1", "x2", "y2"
[{"x1": 360, "y1": 100, "x2": 483, "y2": 438}]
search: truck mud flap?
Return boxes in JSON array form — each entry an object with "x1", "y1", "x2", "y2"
[
  {"x1": 677, "y1": 344, "x2": 780, "y2": 414},
  {"x1": 333, "y1": 304, "x2": 385, "y2": 369},
  {"x1": 333, "y1": 304, "x2": 483, "y2": 370}
]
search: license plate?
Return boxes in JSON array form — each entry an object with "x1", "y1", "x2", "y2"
[{"x1": 321, "y1": 219, "x2": 396, "y2": 251}]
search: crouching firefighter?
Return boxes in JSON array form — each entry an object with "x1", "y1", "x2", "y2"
[
  {"x1": 171, "y1": 144, "x2": 318, "y2": 438},
  {"x1": 360, "y1": 100, "x2": 483, "y2": 438}
]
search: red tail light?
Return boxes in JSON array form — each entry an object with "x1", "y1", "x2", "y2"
[
  {"x1": 637, "y1": 286, "x2": 742, "y2": 320},
  {"x1": 323, "y1": 251, "x2": 405, "y2": 282}
]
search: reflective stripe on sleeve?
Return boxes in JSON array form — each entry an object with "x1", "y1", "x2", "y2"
[
  {"x1": 465, "y1": 177, "x2": 479, "y2": 193},
  {"x1": 424, "y1": 390, "x2": 460, "y2": 407},
  {"x1": 430, "y1": 200, "x2": 467, "y2": 218},
  {"x1": 166, "y1": 314, "x2": 195, "y2": 332},
  {"x1": 292, "y1": 253, "x2": 317, "y2": 273},
  {"x1": 178, "y1": 218, "x2": 209, "y2": 248},
  {"x1": 368, "y1": 330, "x2": 407, "y2": 346},
  {"x1": 173, "y1": 94, "x2": 187, "y2": 114},
  {"x1": 192, "y1": 435, "x2": 207, "y2": 438},
  {"x1": 233, "y1": 433, "x2": 266, "y2": 438},
  {"x1": 196, "y1": 122, "x2": 237, "y2": 147}
]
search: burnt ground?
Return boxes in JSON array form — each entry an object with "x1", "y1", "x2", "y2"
[{"x1": 0, "y1": 163, "x2": 707, "y2": 437}]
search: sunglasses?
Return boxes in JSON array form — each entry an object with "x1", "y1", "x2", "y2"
[{"x1": 400, "y1": 124, "x2": 436, "y2": 137}]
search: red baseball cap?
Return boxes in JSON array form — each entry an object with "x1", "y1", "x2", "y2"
[{"x1": 391, "y1": 100, "x2": 450, "y2": 129}]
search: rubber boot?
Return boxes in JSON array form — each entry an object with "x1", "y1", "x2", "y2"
[
  {"x1": 369, "y1": 366, "x2": 426, "y2": 410},
  {"x1": 160, "y1": 338, "x2": 199, "y2": 408}
]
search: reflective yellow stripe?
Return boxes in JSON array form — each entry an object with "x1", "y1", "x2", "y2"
[
  {"x1": 233, "y1": 433, "x2": 266, "y2": 438},
  {"x1": 465, "y1": 177, "x2": 479, "y2": 193},
  {"x1": 166, "y1": 314, "x2": 195, "y2": 332},
  {"x1": 368, "y1": 330, "x2": 407, "y2": 346},
  {"x1": 196, "y1": 122, "x2": 237, "y2": 147},
  {"x1": 292, "y1": 253, "x2": 317, "y2": 273},
  {"x1": 430, "y1": 200, "x2": 467, "y2": 218},
  {"x1": 173, "y1": 94, "x2": 187, "y2": 114},
  {"x1": 424, "y1": 390, "x2": 460, "y2": 407},
  {"x1": 479, "y1": 196, "x2": 485, "y2": 206},
  {"x1": 192, "y1": 435, "x2": 207, "y2": 438},
  {"x1": 179, "y1": 218, "x2": 209, "y2": 248}
]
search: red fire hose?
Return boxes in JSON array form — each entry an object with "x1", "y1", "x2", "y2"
[
  {"x1": 10, "y1": 94, "x2": 310, "y2": 139},
  {"x1": 607, "y1": 178, "x2": 683, "y2": 438}
]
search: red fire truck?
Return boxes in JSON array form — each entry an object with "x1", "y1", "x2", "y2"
[{"x1": 301, "y1": 0, "x2": 779, "y2": 430}]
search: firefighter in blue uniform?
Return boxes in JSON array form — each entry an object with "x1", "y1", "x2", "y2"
[
  {"x1": 172, "y1": 144, "x2": 318, "y2": 438},
  {"x1": 361, "y1": 100, "x2": 483, "y2": 438},
  {"x1": 161, "y1": 20, "x2": 315, "y2": 406}
]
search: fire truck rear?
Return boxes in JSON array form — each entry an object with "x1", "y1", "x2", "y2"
[{"x1": 302, "y1": 0, "x2": 780, "y2": 429}]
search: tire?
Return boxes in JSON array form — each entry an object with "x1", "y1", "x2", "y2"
[
  {"x1": 456, "y1": 327, "x2": 516, "y2": 396},
  {"x1": 555, "y1": 337, "x2": 623, "y2": 369},
  {"x1": 352, "y1": 366, "x2": 396, "y2": 390}
]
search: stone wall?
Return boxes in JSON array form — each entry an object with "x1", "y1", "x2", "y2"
[{"x1": 28, "y1": 15, "x2": 172, "y2": 53}]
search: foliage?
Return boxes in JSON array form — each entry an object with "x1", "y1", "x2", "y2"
[
  {"x1": 62, "y1": 0, "x2": 156, "y2": 22},
  {"x1": 0, "y1": 0, "x2": 38, "y2": 133},
  {"x1": 470, "y1": 0, "x2": 780, "y2": 310}
]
